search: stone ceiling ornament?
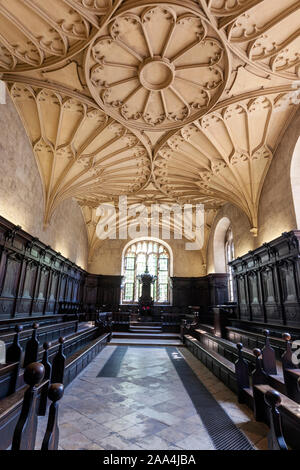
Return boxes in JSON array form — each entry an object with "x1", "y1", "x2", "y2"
[
  {"x1": 154, "y1": 91, "x2": 299, "y2": 235},
  {"x1": 10, "y1": 82, "x2": 152, "y2": 225},
  {"x1": 0, "y1": 0, "x2": 300, "y2": 267},
  {"x1": 85, "y1": 3, "x2": 230, "y2": 130},
  {"x1": 0, "y1": 0, "x2": 116, "y2": 73},
  {"x1": 208, "y1": 0, "x2": 300, "y2": 80}
]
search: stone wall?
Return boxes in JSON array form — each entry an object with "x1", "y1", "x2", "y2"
[
  {"x1": 206, "y1": 109, "x2": 300, "y2": 273},
  {"x1": 0, "y1": 94, "x2": 88, "y2": 269},
  {"x1": 206, "y1": 203, "x2": 254, "y2": 274},
  {"x1": 257, "y1": 108, "x2": 300, "y2": 246},
  {"x1": 88, "y1": 237, "x2": 206, "y2": 277}
]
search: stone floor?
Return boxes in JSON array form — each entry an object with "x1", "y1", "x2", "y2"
[{"x1": 36, "y1": 345, "x2": 269, "y2": 450}]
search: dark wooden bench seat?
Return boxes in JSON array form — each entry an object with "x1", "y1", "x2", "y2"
[
  {"x1": 193, "y1": 328, "x2": 286, "y2": 394},
  {"x1": 228, "y1": 319, "x2": 300, "y2": 341},
  {"x1": 112, "y1": 312, "x2": 130, "y2": 332},
  {"x1": 186, "y1": 330, "x2": 295, "y2": 416},
  {"x1": 195, "y1": 328, "x2": 255, "y2": 364},
  {"x1": 162, "y1": 314, "x2": 182, "y2": 332},
  {"x1": 64, "y1": 332, "x2": 109, "y2": 387},
  {"x1": 0, "y1": 315, "x2": 66, "y2": 334},
  {"x1": 0, "y1": 332, "x2": 110, "y2": 449},
  {"x1": 0, "y1": 320, "x2": 79, "y2": 350},
  {"x1": 0, "y1": 325, "x2": 104, "y2": 401},
  {"x1": 196, "y1": 323, "x2": 215, "y2": 335},
  {"x1": 0, "y1": 377, "x2": 48, "y2": 450},
  {"x1": 226, "y1": 326, "x2": 287, "y2": 359},
  {"x1": 254, "y1": 384, "x2": 300, "y2": 450},
  {"x1": 186, "y1": 328, "x2": 288, "y2": 401},
  {"x1": 184, "y1": 335, "x2": 238, "y2": 394},
  {"x1": 0, "y1": 363, "x2": 20, "y2": 399}
]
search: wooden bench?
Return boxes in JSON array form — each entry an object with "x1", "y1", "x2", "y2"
[
  {"x1": 0, "y1": 315, "x2": 66, "y2": 334},
  {"x1": 161, "y1": 314, "x2": 182, "y2": 332},
  {"x1": 184, "y1": 335, "x2": 238, "y2": 395},
  {"x1": 111, "y1": 312, "x2": 130, "y2": 332},
  {"x1": 189, "y1": 327, "x2": 287, "y2": 395},
  {"x1": 226, "y1": 326, "x2": 287, "y2": 359},
  {"x1": 0, "y1": 325, "x2": 103, "y2": 401},
  {"x1": 0, "y1": 332, "x2": 110, "y2": 449},
  {"x1": 254, "y1": 384, "x2": 300, "y2": 450},
  {"x1": 0, "y1": 320, "x2": 78, "y2": 350}
]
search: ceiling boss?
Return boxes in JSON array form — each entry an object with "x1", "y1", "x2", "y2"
[{"x1": 85, "y1": 3, "x2": 230, "y2": 131}]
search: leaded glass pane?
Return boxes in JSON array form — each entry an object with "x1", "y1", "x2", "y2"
[
  {"x1": 122, "y1": 240, "x2": 170, "y2": 304},
  {"x1": 136, "y1": 253, "x2": 146, "y2": 274},
  {"x1": 125, "y1": 270, "x2": 134, "y2": 282},
  {"x1": 148, "y1": 254, "x2": 157, "y2": 275},
  {"x1": 158, "y1": 284, "x2": 168, "y2": 302},
  {"x1": 159, "y1": 271, "x2": 168, "y2": 284},
  {"x1": 159, "y1": 256, "x2": 168, "y2": 271},
  {"x1": 125, "y1": 256, "x2": 135, "y2": 270},
  {"x1": 124, "y1": 284, "x2": 133, "y2": 301}
]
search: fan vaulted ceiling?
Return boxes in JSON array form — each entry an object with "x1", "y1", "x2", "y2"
[{"x1": 1, "y1": 0, "x2": 299, "y2": 264}]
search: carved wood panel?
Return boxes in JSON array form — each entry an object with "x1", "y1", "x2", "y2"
[{"x1": 231, "y1": 231, "x2": 300, "y2": 326}]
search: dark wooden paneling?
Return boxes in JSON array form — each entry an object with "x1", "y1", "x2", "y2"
[
  {"x1": 0, "y1": 216, "x2": 86, "y2": 320},
  {"x1": 0, "y1": 215, "x2": 232, "y2": 317},
  {"x1": 230, "y1": 231, "x2": 300, "y2": 326},
  {"x1": 170, "y1": 274, "x2": 228, "y2": 319},
  {"x1": 83, "y1": 274, "x2": 123, "y2": 311}
]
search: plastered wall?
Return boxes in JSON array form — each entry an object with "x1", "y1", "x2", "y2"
[
  {"x1": 206, "y1": 204, "x2": 254, "y2": 274},
  {"x1": 0, "y1": 93, "x2": 88, "y2": 269},
  {"x1": 207, "y1": 108, "x2": 300, "y2": 273},
  {"x1": 257, "y1": 109, "x2": 300, "y2": 245},
  {"x1": 88, "y1": 237, "x2": 206, "y2": 277}
]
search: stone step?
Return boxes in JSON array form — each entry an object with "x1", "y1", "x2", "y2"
[
  {"x1": 112, "y1": 332, "x2": 180, "y2": 340},
  {"x1": 129, "y1": 329, "x2": 162, "y2": 334},
  {"x1": 108, "y1": 338, "x2": 183, "y2": 346},
  {"x1": 130, "y1": 323, "x2": 161, "y2": 331}
]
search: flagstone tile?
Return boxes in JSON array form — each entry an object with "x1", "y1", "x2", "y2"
[{"x1": 35, "y1": 344, "x2": 268, "y2": 451}]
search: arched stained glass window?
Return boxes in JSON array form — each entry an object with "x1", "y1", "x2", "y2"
[
  {"x1": 225, "y1": 227, "x2": 235, "y2": 301},
  {"x1": 122, "y1": 240, "x2": 170, "y2": 304}
]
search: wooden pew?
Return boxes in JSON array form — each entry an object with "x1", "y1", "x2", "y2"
[
  {"x1": 111, "y1": 312, "x2": 130, "y2": 332},
  {"x1": 226, "y1": 326, "x2": 288, "y2": 360},
  {"x1": 0, "y1": 331, "x2": 110, "y2": 449},
  {"x1": 184, "y1": 323, "x2": 300, "y2": 450},
  {"x1": 0, "y1": 320, "x2": 79, "y2": 350},
  {"x1": 0, "y1": 315, "x2": 67, "y2": 335},
  {"x1": 161, "y1": 314, "x2": 182, "y2": 333},
  {"x1": 264, "y1": 389, "x2": 288, "y2": 451},
  {"x1": 0, "y1": 323, "x2": 107, "y2": 402}
]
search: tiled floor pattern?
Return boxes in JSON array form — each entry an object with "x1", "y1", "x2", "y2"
[
  {"x1": 166, "y1": 348, "x2": 253, "y2": 450},
  {"x1": 36, "y1": 345, "x2": 269, "y2": 450}
]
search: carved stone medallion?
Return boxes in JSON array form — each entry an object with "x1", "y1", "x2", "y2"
[{"x1": 85, "y1": 4, "x2": 230, "y2": 131}]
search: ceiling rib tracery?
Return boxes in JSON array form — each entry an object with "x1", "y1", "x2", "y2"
[
  {"x1": 0, "y1": 0, "x2": 119, "y2": 73},
  {"x1": 154, "y1": 91, "x2": 298, "y2": 236},
  {"x1": 10, "y1": 82, "x2": 151, "y2": 226},
  {"x1": 0, "y1": 0, "x2": 299, "y2": 267},
  {"x1": 85, "y1": 3, "x2": 229, "y2": 131}
]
